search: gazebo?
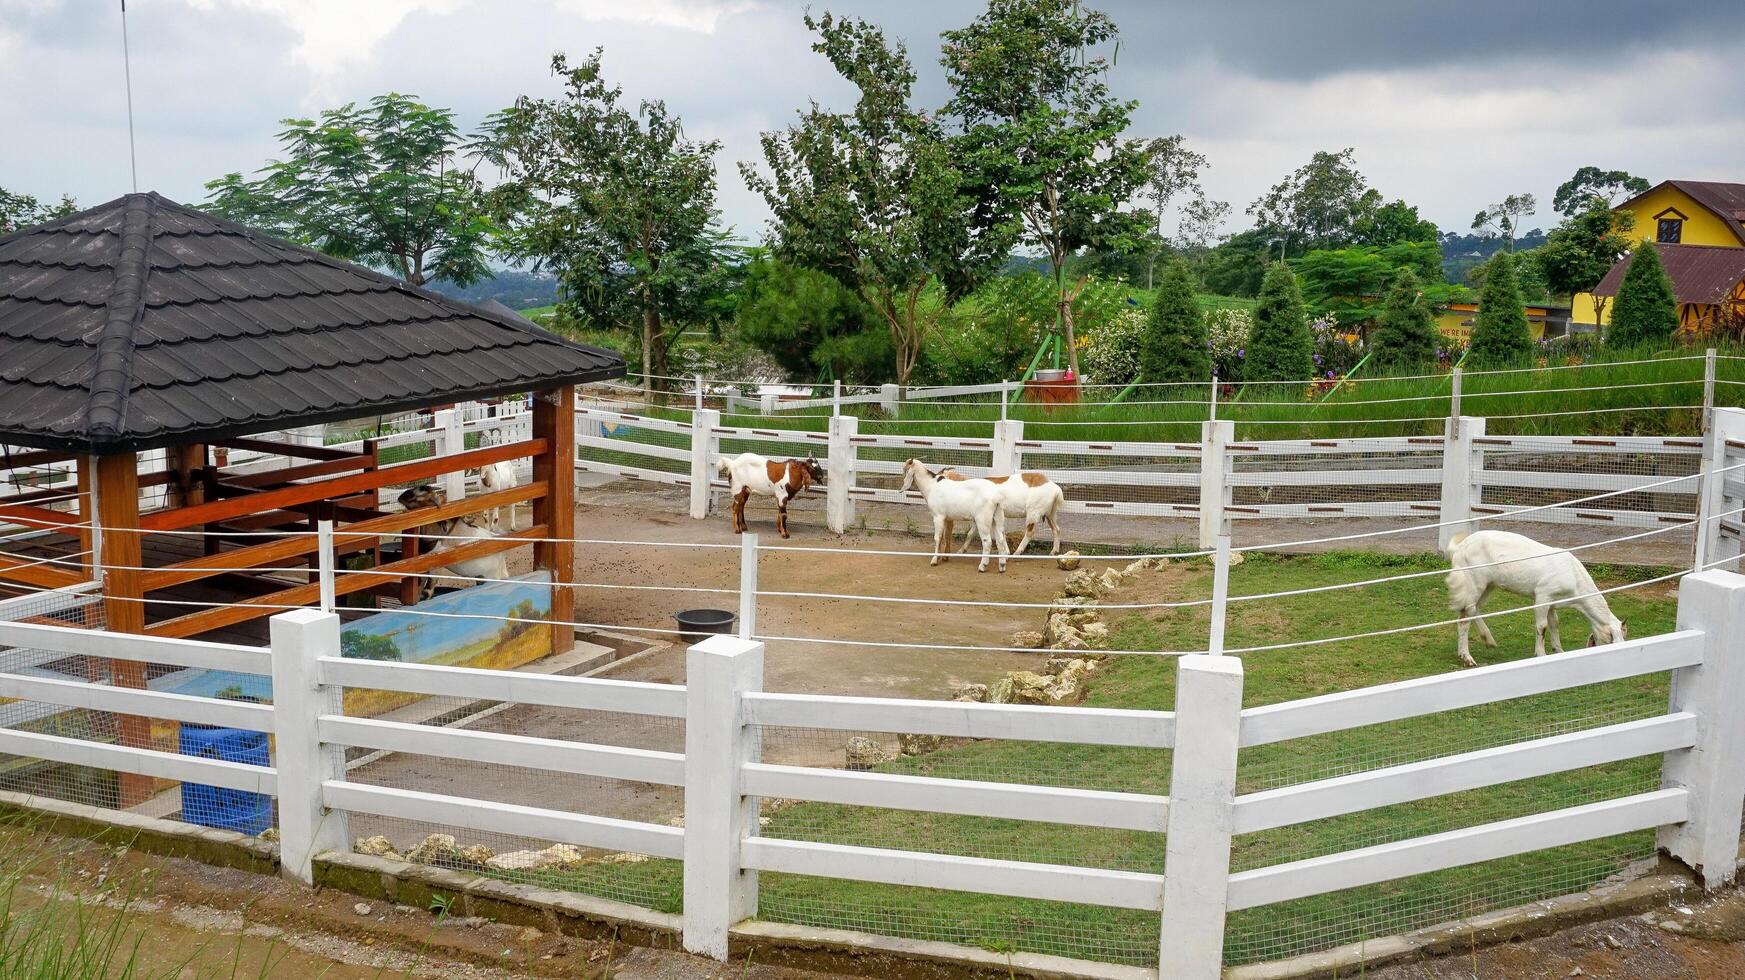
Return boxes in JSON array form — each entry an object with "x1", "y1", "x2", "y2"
[{"x1": 0, "y1": 193, "x2": 624, "y2": 801}]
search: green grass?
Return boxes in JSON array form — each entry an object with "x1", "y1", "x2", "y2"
[{"x1": 493, "y1": 551, "x2": 1680, "y2": 967}]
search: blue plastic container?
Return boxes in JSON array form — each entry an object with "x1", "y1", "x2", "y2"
[{"x1": 178, "y1": 723, "x2": 271, "y2": 834}]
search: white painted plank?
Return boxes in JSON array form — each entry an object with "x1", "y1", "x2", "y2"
[
  {"x1": 740, "y1": 763, "x2": 1167, "y2": 832},
  {"x1": 1475, "y1": 469, "x2": 1699, "y2": 494},
  {"x1": 740, "y1": 837, "x2": 1164, "y2": 911},
  {"x1": 574, "y1": 435, "x2": 692, "y2": 462},
  {"x1": 0, "y1": 620, "x2": 270, "y2": 675},
  {"x1": 1240, "y1": 631, "x2": 1704, "y2": 747},
  {"x1": 1227, "y1": 468, "x2": 1444, "y2": 488},
  {"x1": 1233, "y1": 714, "x2": 1697, "y2": 834},
  {"x1": 573, "y1": 460, "x2": 690, "y2": 486},
  {"x1": 316, "y1": 657, "x2": 686, "y2": 718},
  {"x1": 319, "y1": 715, "x2": 684, "y2": 785},
  {"x1": 741, "y1": 692, "x2": 1173, "y2": 748},
  {"x1": 0, "y1": 672, "x2": 276, "y2": 732},
  {"x1": 322, "y1": 781, "x2": 683, "y2": 859},
  {"x1": 0, "y1": 728, "x2": 276, "y2": 794},
  {"x1": 1225, "y1": 789, "x2": 1689, "y2": 911}
]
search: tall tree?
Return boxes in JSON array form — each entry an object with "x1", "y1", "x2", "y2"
[
  {"x1": 1535, "y1": 203, "x2": 1635, "y2": 325},
  {"x1": 1138, "y1": 257, "x2": 1210, "y2": 383},
  {"x1": 1247, "y1": 148, "x2": 1380, "y2": 255},
  {"x1": 205, "y1": 94, "x2": 492, "y2": 287},
  {"x1": 1352, "y1": 199, "x2": 1438, "y2": 247},
  {"x1": 1137, "y1": 135, "x2": 1208, "y2": 289},
  {"x1": 735, "y1": 251, "x2": 890, "y2": 384},
  {"x1": 1552, "y1": 166, "x2": 1650, "y2": 217},
  {"x1": 941, "y1": 0, "x2": 1152, "y2": 380},
  {"x1": 1369, "y1": 269, "x2": 1439, "y2": 371},
  {"x1": 1607, "y1": 245, "x2": 1680, "y2": 348},
  {"x1": 0, "y1": 187, "x2": 77, "y2": 234},
  {"x1": 1467, "y1": 252, "x2": 1533, "y2": 366},
  {"x1": 1470, "y1": 193, "x2": 1538, "y2": 253},
  {"x1": 1177, "y1": 189, "x2": 1230, "y2": 256},
  {"x1": 746, "y1": 14, "x2": 1003, "y2": 387},
  {"x1": 1246, "y1": 263, "x2": 1314, "y2": 385},
  {"x1": 479, "y1": 51, "x2": 733, "y2": 386}
]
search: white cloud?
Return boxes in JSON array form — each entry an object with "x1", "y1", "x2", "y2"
[
  {"x1": 181, "y1": 0, "x2": 461, "y2": 75},
  {"x1": 554, "y1": 0, "x2": 761, "y2": 34}
]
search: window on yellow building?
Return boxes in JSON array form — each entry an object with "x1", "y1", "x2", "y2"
[{"x1": 1655, "y1": 208, "x2": 1686, "y2": 244}]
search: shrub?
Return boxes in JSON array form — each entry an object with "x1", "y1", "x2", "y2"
[
  {"x1": 1137, "y1": 258, "x2": 1211, "y2": 384},
  {"x1": 1206, "y1": 308, "x2": 1251, "y2": 382},
  {"x1": 1246, "y1": 263, "x2": 1314, "y2": 385},
  {"x1": 1311, "y1": 315, "x2": 1364, "y2": 378},
  {"x1": 1079, "y1": 307, "x2": 1147, "y2": 385},
  {"x1": 1467, "y1": 252, "x2": 1533, "y2": 367},
  {"x1": 1607, "y1": 245, "x2": 1679, "y2": 349},
  {"x1": 1369, "y1": 269, "x2": 1439, "y2": 371}
]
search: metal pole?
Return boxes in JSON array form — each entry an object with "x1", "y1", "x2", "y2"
[
  {"x1": 738, "y1": 532, "x2": 758, "y2": 640},
  {"x1": 1704, "y1": 348, "x2": 1717, "y2": 434},
  {"x1": 1209, "y1": 534, "x2": 1231, "y2": 656},
  {"x1": 1450, "y1": 367, "x2": 1463, "y2": 436},
  {"x1": 317, "y1": 519, "x2": 336, "y2": 613}
]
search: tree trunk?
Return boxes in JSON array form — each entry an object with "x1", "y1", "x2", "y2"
[
  {"x1": 642, "y1": 306, "x2": 657, "y2": 401},
  {"x1": 1054, "y1": 259, "x2": 1080, "y2": 380}
]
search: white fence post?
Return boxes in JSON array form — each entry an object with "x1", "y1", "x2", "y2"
[
  {"x1": 1438, "y1": 415, "x2": 1484, "y2": 552},
  {"x1": 436, "y1": 408, "x2": 463, "y2": 503},
  {"x1": 992, "y1": 418, "x2": 1024, "y2": 477},
  {"x1": 690, "y1": 408, "x2": 720, "y2": 520},
  {"x1": 880, "y1": 383, "x2": 900, "y2": 419},
  {"x1": 1697, "y1": 408, "x2": 1745, "y2": 573},
  {"x1": 760, "y1": 392, "x2": 778, "y2": 415},
  {"x1": 1449, "y1": 367, "x2": 1462, "y2": 420},
  {"x1": 1659, "y1": 569, "x2": 1745, "y2": 887},
  {"x1": 695, "y1": 373, "x2": 705, "y2": 413},
  {"x1": 1703, "y1": 348, "x2": 1717, "y2": 435},
  {"x1": 269, "y1": 608, "x2": 347, "y2": 886},
  {"x1": 738, "y1": 532, "x2": 758, "y2": 640},
  {"x1": 833, "y1": 379, "x2": 842, "y2": 417},
  {"x1": 827, "y1": 415, "x2": 858, "y2": 534},
  {"x1": 316, "y1": 519, "x2": 336, "y2": 613},
  {"x1": 1159, "y1": 654, "x2": 1243, "y2": 977},
  {"x1": 1208, "y1": 535, "x2": 1231, "y2": 656},
  {"x1": 1198, "y1": 419, "x2": 1233, "y2": 550},
  {"x1": 682, "y1": 633, "x2": 765, "y2": 959}
]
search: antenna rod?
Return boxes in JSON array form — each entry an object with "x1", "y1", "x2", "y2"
[{"x1": 120, "y1": 0, "x2": 138, "y2": 192}]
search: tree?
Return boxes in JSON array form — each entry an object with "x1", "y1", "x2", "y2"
[
  {"x1": 1138, "y1": 258, "x2": 1210, "y2": 383},
  {"x1": 1246, "y1": 263, "x2": 1314, "y2": 385},
  {"x1": 1607, "y1": 245, "x2": 1680, "y2": 348},
  {"x1": 1137, "y1": 135, "x2": 1207, "y2": 289},
  {"x1": 1553, "y1": 166, "x2": 1650, "y2": 217},
  {"x1": 0, "y1": 187, "x2": 77, "y2": 234},
  {"x1": 1352, "y1": 199, "x2": 1438, "y2": 247},
  {"x1": 479, "y1": 52, "x2": 733, "y2": 386},
  {"x1": 1296, "y1": 241, "x2": 1449, "y2": 328},
  {"x1": 1369, "y1": 269, "x2": 1439, "y2": 371},
  {"x1": 1247, "y1": 148, "x2": 1380, "y2": 255},
  {"x1": 941, "y1": 0, "x2": 1152, "y2": 380},
  {"x1": 747, "y1": 14, "x2": 1003, "y2": 387},
  {"x1": 1467, "y1": 252, "x2": 1533, "y2": 366},
  {"x1": 735, "y1": 252, "x2": 890, "y2": 384},
  {"x1": 1201, "y1": 228, "x2": 1271, "y2": 297},
  {"x1": 1177, "y1": 190, "x2": 1230, "y2": 256},
  {"x1": 341, "y1": 631, "x2": 401, "y2": 662},
  {"x1": 1536, "y1": 203, "x2": 1635, "y2": 325},
  {"x1": 205, "y1": 94, "x2": 491, "y2": 287},
  {"x1": 1470, "y1": 193, "x2": 1538, "y2": 253}
]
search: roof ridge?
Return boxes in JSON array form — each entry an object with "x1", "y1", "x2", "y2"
[{"x1": 84, "y1": 193, "x2": 158, "y2": 439}]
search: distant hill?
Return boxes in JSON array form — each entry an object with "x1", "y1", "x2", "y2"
[
  {"x1": 1440, "y1": 229, "x2": 1547, "y2": 285},
  {"x1": 423, "y1": 269, "x2": 560, "y2": 310}
]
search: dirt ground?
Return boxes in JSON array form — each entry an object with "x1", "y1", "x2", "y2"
[{"x1": 4, "y1": 826, "x2": 844, "y2": 979}]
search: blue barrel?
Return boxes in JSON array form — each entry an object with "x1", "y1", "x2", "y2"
[{"x1": 179, "y1": 723, "x2": 271, "y2": 834}]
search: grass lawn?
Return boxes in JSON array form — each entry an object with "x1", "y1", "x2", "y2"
[{"x1": 486, "y1": 551, "x2": 1681, "y2": 967}]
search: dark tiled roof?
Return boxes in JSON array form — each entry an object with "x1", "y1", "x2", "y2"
[
  {"x1": 0, "y1": 193, "x2": 624, "y2": 454},
  {"x1": 1592, "y1": 243, "x2": 1745, "y2": 304},
  {"x1": 1620, "y1": 180, "x2": 1745, "y2": 244}
]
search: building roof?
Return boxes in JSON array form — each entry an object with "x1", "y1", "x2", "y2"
[
  {"x1": 1621, "y1": 180, "x2": 1745, "y2": 243},
  {"x1": 0, "y1": 193, "x2": 624, "y2": 455},
  {"x1": 1592, "y1": 243, "x2": 1745, "y2": 305}
]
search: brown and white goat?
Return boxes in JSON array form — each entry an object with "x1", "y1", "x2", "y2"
[
  {"x1": 396, "y1": 485, "x2": 509, "y2": 600},
  {"x1": 939, "y1": 469, "x2": 1066, "y2": 555},
  {"x1": 716, "y1": 452, "x2": 824, "y2": 538}
]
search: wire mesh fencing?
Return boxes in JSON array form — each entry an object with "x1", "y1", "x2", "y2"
[{"x1": 332, "y1": 684, "x2": 686, "y2": 915}]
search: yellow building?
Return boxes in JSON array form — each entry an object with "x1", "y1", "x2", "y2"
[
  {"x1": 1433, "y1": 301, "x2": 1571, "y2": 343},
  {"x1": 1572, "y1": 180, "x2": 1745, "y2": 327}
]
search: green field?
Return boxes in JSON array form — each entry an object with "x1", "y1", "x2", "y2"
[{"x1": 473, "y1": 551, "x2": 1679, "y2": 967}]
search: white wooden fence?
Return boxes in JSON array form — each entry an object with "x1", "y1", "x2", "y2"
[{"x1": 3, "y1": 567, "x2": 1745, "y2": 978}]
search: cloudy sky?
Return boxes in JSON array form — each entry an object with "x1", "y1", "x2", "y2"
[{"x1": 4, "y1": 0, "x2": 1742, "y2": 244}]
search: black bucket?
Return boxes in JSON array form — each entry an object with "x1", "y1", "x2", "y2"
[{"x1": 674, "y1": 608, "x2": 737, "y2": 643}]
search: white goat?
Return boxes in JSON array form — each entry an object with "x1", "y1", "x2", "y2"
[
  {"x1": 397, "y1": 485, "x2": 510, "y2": 601},
  {"x1": 1445, "y1": 529, "x2": 1627, "y2": 668},
  {"x1": 715, "y1": 452, "x2": 822, "y2": 538},
  {"x1": 901, "y1": 459, "x2": 1009, "y2": 573},
  {"x1": 940, "y1": 469, "x2": 1066, "y2": 555},
  {"x1": 475, "y1": 429, "x2": 517, "y2": 532}
]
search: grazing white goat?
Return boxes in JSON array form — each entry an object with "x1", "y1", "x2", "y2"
[
  {"x1": 901, "y1": 459, "x2": 1009, "y2": 573},
  {"x1": 715, "y1": 452, "x2": 822, "y2": 538},
  {"x1": 474, "y1": 429, "x2": 518, "y2": 532},
  {"x1": 1445, "y1": 529, "x2": 1627, "y2": 668},
  {"x1": 940, "y1": 469, "x2": 1066, "y2": 555},
  {"x1": 397, "y1": 485, "x2": 510, "y2": 601}
]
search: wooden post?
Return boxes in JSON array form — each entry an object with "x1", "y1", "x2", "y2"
[
  {"x1": 683, "y1": 633, "x2": 764, "y2": 959},
  {"x1": 95, "y1": 452, "x2": 153, "y2": 806},
  {"x1": 1199, "y1": 419, "x2": 1233, "y2": 549},
  {"x1": 533, "y1": 384, "x2": 576, "y2": 655},
  {"x1": 1439, "y1": 416, "x2": 1484, "y2": 552},
  {"x1": 1159, "y1": 654, "x2": 1244, "y2": 976},
  {"x1": 690, "y1": 409, "x2": 720, "y2": 520},
  {"x1": 270, "y1": 608, "x2": 348, "y2": 884},
  {"x1": 1660, "y1": 569, "x2": 1745, "y2": 887},
  {"x1": 826, "y1": 415, "x2": 857, "y2": 534},
  {"x1": 75, "y1": 457, "x2": 98, "y2": 579}
]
